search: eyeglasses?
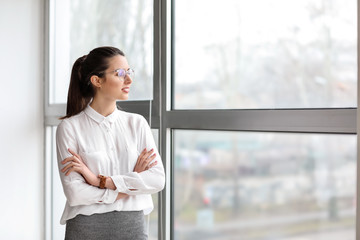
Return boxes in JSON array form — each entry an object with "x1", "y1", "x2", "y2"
[
  {"x1": 87, "y1": 68, "x2": 135, "y2": 86},
  {"x1": 110, "y1": 68, "x2": 135, "y2": 80}
]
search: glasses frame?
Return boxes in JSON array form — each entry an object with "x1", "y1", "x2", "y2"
[{"x1": 106, "y1": 68, "x2": 135, "y2": 80}]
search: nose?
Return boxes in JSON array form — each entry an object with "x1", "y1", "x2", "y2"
[{"x1": 124, "y1": 74, "x2": 133, "y2": 84}]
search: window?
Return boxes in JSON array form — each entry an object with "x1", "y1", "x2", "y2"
[
  {"x1": 167, "y1": 0, "x2": 357, "y2": 239},
  {"x1": 45, "y1": 0, "x2": 357, "y2": 240},
  {"x1": 173, "y1": 0, "x2": 357, "y2": 109},
  {"x1": 49, "y1": 0, "x2": 153, "y2": 104},
  {"x1": 173, "y1": 130, "x2": 356, "y2": 239}
]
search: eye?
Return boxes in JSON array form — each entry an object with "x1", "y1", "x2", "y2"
[{"x1": 116, "y1": 69, "x2": 126, "y2": 77}]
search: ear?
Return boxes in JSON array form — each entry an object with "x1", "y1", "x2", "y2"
[{"x1": 90, "y1": 75, "x2": 102, "y2": 88}]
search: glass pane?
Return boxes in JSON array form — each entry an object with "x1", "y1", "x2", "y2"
[
  {"x1": 52, "y1": 127, "x2": 67, "y2": 240},
  {"x1": 50, "y1": 0, "x2": 153, "y2": 104},
  {"x1": 173, "y1": 0, "x2": 357, "y2": 109},
  {"x1": 173, "y1": 130, "x2": 356, "y2": 240},
  {"x1": 149, "y1": 193, "x2": 159, "y2": 240},
  {"x1": 45, "y1": 126, "x2": 66, "y2": 240},
  {"x1": 46, "y1": 127, "x2": 160, "y2": 239},
  {"x1": 149, "y1": 129, "x2": 159, "y2": 240}
]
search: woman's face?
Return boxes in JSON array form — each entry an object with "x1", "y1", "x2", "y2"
[{"x1": 96, "y1": 55, "x2": 133, "y2": 101}]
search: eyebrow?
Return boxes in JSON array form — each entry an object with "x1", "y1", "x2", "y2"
[{"x1": 114, "y1": 67, "x2": 130, "y2": 72}]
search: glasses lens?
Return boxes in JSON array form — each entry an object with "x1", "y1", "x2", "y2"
[
  {"x1": 116, "y1": 69, "x2": 126, "y2": 78},
  {"x1": 127, "y1": 69, "x2": 135, "y2": 79}
]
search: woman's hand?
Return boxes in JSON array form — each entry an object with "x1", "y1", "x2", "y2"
[
  {"x1": 116, "y1": 192, "x2": 128, "y2": 200},
  {"x1": 61, "y1": 148, "x2": 99, "y2": 186},
  {"x1": 133, "y1": 148, "x2": 158, "y2": 173}
]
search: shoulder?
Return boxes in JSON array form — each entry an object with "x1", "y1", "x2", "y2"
[
  {"x1": 118, "y1": 110, "x2": 150, "y2": 132},
  {"x1": 119, "y1": 110, "x2": 148, "y2": 124},
  {"x1": 56, "y1": 119, "x2": 73, "y2": 139},
  {"x1": 57, "y1": 112, "x2": 85, "y2": 134}
]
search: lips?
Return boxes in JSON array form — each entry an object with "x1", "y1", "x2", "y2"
[{"x1": 122, "y1": 87, "x2": 130, "y2": 93}]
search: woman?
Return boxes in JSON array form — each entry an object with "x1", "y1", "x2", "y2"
[{"x1": 56, "y1": 46, "x2": 165, "y2": 239}]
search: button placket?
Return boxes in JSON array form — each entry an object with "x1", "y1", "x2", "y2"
[
  {"x1": 101, "y1": 122, "x2": 113, "y2": 157},
  {"x1": 106, "y1": 123, "x2": 117, "y2": 155}
]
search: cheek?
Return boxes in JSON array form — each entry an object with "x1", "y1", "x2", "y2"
[
  {"x1": 101, "y1": 80, "x2": 123, "y2": 97},
  {"x1": 107, "y1": 79, "x2": 123, "y2": 89}
]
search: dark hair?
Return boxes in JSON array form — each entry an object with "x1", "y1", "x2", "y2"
[{"x1": 60, "y1": 46, "x2": 125, "y2": 119}]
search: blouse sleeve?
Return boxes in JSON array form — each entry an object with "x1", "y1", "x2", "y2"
[
  {"x1": 110, "y1": 116, "x2": 165, "y2": 195},
  {"x1": 56, "y1": 120, "x2": 118, "y2": 207}
]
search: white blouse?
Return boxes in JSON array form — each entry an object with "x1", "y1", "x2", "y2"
[{"x1": 56, "y1": 105, "x2": 165, "y2": 225}]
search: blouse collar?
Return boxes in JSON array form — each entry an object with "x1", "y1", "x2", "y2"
[{"x1": 84, "y1": 104, "x2": 119, "y2": 124}]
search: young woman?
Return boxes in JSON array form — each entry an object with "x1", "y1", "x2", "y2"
[{"x1": 56, "y1": 46, "x2": 165, "y2": 239}]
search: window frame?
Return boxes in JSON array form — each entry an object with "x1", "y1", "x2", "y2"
[
  {"x1": 44, "y1": 0, "x2": 359, "y2": 239},
  {"x1": 161, "y1": 0, "x2": 359, "y2": 239}
]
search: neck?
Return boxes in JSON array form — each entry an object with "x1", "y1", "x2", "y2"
[{"x1": 90, "y1": 97, "x2": 117, "y2": 117}]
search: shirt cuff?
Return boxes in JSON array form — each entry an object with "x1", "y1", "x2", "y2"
[
  {"x1": 99, "y1": 189, "x2": 118, "y2": 204},
  {"x1": 110, "y1": 175, "x2": 128, "y2": 193}
]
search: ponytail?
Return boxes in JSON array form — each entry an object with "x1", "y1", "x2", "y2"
[{"x1": 60, "y1": 46, "x2": 125, "y2": 119}]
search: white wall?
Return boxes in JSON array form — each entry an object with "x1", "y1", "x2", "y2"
[{"x1": 0, "y1": 0, "x2": 44, "y2": 239}]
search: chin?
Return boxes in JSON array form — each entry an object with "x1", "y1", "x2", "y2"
[{"x1": 118, "y1": 95, "x2": 129, "y2": 101}]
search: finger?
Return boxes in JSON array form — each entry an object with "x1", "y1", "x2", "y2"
[
  {"x1": 117, "y1": 193, "x2": 128, "y2": 200},
  {"x1": 137, "y1": 148, "x2": 148, "y2": 160},
  {"x1": 61, "y1": 156, "x2": 75, "y2": 165},
  {"x1": 141, "y1": 153, "x2": 156, "y2": 168},
  {"x1": 62, "y1": 161, "x2": 82, "y2": 172},
  {"x1": 63, "y1": 164, "x2": 74, "y2": 175},
  {"x1": 71, "y1": 155, "x2": 82, "y2": 164},
  {"x1": 68, "y1": 148, "x2": 81, "y2": 159},
  {"x1": 61, "y1": 163, "x2": 71, "y2": 173},
  {"x1": 145, "y1": 153, "x2": 157, "y2": 165},
  {"x1": 137, "y1": 149, "x2": 153, "y2": 168},
  {"x1": 148, "y1": 161, "x2": 158, "y2": 169},
  {"x1": 133, "y1": 160, "x2": 139, "y2": 171},
  {"x1": 134, "y1": 150, "x2": 146, "y2": 169},
  {"x1": 65, "y1": 167, "x2": 76, "y2": 176},
  {"x1": 61, "y1": 161, "x2": 77, "y2": 173},
  {"x1": 141, "y1": 149, "x2": 154, "y2": 161},
  {"x1": 64, "y1": 164, "x2": 81, "y2": 176}
]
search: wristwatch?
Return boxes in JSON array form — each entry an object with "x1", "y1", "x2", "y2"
[{"x1": 99, "y1": 175, "x2": 107, "y2": 189}]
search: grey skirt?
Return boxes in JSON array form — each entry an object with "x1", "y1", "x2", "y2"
[{"x1": 65, "y1": 210, "x2": 147, "y2": 240}]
